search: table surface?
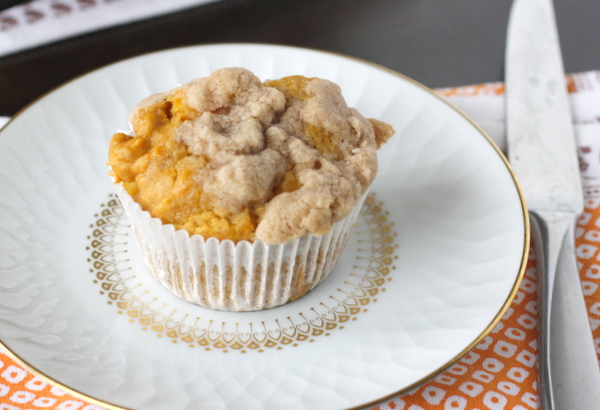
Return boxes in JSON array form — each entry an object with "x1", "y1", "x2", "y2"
[{"x1": 0, "y1": 0, "x2": 599, "y2": 116}]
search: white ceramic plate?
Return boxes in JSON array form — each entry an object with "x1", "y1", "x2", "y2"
[{"x1": 0, "y1": 44, "x2": 528, "y2": 410}]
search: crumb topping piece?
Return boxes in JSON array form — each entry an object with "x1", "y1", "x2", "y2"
[{"x1": 108, "y1": 67, "x2": 394, "y2": 244}]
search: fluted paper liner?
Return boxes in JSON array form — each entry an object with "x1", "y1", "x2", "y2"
[{"x1": 113, "y1": 183, "x2": 367, "y2": 311}]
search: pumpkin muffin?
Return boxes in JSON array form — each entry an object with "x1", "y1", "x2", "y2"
[{"x1": 109, "y1": 67, "x2": 394, "y2": 311}]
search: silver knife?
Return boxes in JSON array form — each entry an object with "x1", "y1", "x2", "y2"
[{"x1": 505, "y1": 0, "x2": 600, "y2": 409}]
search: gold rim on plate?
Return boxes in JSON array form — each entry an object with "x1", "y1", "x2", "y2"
[{"x1": 0, "y1": 43, "x2": 529, "y2": 410}]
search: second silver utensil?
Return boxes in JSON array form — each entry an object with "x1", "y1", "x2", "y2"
[{"x1": 505, "y1": 0, "x2": 600, "y2": 409}]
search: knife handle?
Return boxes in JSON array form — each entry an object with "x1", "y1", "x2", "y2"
[{"x1": 531, "y1": 210, "x2": 600, "y2": 410}]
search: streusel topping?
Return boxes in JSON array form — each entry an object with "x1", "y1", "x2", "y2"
[{"x1": 108, "y1": 67, "x2": 394, "y2": 244}]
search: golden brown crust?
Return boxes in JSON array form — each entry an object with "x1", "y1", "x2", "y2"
[
  {"x1": 108, "y1": 68, "x2": 394, "y2": 244},
  {"x1": 369, "y1": 118, "x2": 395, "y2": 149}
]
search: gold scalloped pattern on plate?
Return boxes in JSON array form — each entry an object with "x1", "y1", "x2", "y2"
[{"x1": 86, "y1": 193, "x2": 398, "y2": 353}]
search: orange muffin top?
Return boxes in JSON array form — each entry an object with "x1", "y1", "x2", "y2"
[{"x1": 108, "y1": 67, "x2": 394, "y2": 244}]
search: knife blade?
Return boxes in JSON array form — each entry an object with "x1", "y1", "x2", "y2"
[{"x1": 505, "y1": 0, "x2": 600, "y2": 409}]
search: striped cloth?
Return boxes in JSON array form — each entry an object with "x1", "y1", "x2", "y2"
[{"x1": 0, "y1": 0, "x2": 219, "y2": 57}]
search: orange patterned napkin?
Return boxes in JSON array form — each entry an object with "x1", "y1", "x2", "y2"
[{"x1": 1, "y1": 72, "x2": 600, "y2": 409}]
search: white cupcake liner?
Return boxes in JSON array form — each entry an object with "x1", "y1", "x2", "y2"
[{"x1": 113, "y1": 182, "x2": 367, "y2": 311}]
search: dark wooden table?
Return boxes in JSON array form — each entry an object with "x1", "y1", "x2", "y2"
[{"x1": 1, "y1": 0, "x2": 599, "y2": 116}]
